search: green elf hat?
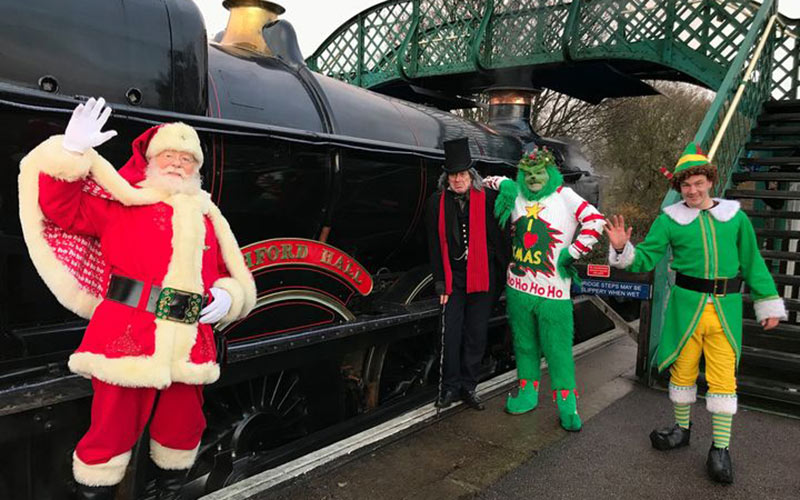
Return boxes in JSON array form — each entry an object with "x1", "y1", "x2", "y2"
[
  {"x1": 660, "y1": 142, "x2": 710, "y2": 180},
  {"x1": 518, "y1": 146, "x2": 557, "y2": 172}
]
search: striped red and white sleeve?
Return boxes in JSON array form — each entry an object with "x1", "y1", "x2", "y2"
[{"x1": 560, "y1": 187, "x2": 606, "y2": 260}]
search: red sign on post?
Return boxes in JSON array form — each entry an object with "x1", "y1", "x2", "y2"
[
  {"x1": 241, "y1": 238, "x2": 373, "y2": 295},
  {"x1": 587, "y1": 264, "x2": 611, "y2": 278}
]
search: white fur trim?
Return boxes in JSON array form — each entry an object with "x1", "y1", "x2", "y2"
[
  {"x1": 18, "y1": 137, "x2": 102, "y2": 318},
  {"x1": 669, "y1": 383, "x2": 697, "y2": 404},
  {"x1": 150, "y1": 440, "x2": 199, "y2": 470},
  {"x1": 146, "y1": 122, "x2": 204, "y2": 165},
  {"x1": 73, "y1": 450, "x2": 131, "y2": 486},
  {"x1": 708, "y1": 199, "x2": 740, "y2": 222},
  {"x1": 28, "y1": 135, "x2": 94, "y2": 181},
  {"x1": 213, "y1": 277, "x2": 245, "y2": 322},
  {"x1": 706, "y1": 393, "x2": 737, "y2": 415},
  {"x1": 608, "y1": 241, "x2": 635, "y2": 269},
  {"x1": 663, "y1": 198, "x2": 739, "y2": 225},
  {"x1": 754, "y1": 297, "x2": 788, "y2": 322},
  {"x1": 89, "y1": 154, "x2": 165, "y2": 206},
  {"x1": 208, "y1": 204, "x2": 257, "y2": 318}
]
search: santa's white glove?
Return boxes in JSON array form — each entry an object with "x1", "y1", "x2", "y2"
[
  {"x1": 199, "y1": 287, "x2": 232, "y2": 324},
  {"x1": 62, "y1": 97, "x2": 118, "y2": 154}
]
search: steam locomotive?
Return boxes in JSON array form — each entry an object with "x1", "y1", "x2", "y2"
[{"x1": 0, "y1": 0, "x2": 608, "y2": 498}]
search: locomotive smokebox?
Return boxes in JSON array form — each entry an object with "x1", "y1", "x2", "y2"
[{"x1": 220, "y1": 0, "x2": 286, "y2": 56}]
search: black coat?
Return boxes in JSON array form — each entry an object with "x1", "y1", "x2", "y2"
[{"x1": 425, "y1": 188, "x2": 508, "y2": 295}]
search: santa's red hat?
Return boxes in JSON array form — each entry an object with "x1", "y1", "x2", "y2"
[{"x1": 119, "y1": 122, "x2": 204, "y2": 185}]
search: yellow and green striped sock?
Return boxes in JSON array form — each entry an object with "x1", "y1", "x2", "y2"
[
  {"x1": 674, "y1": 403, "x2": 691, "y2": 429},
  {"x1": 711, "y1": 413, "x2": 733, "y2": 448}
]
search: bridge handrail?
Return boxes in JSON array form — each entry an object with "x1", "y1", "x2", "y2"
[{"x1": 646, "y1": 0, "x2": 780, "y2": 374}]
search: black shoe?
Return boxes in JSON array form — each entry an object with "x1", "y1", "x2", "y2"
[
  {"x1": 706, "y1": 445, "x2": 734, "y2": 484},
  {"x1": 649, "y1": 423, "x2": 691, "y2": 451},
  {"x1": 153, "y1": 466, "x2": 190, "y2": 500},
  {"x1": 461, "y1": 389, "x2": 485, "y2": 411},
  {"x1": 435, "y1": 389, "x2": 457, "y2": 408},
  {"x1": 74, "y1": 483, "x2": 116, "y2": 500}
]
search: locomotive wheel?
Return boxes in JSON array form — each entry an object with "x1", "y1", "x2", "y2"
[
  {"x1": 363, "y1": 274, "x2": 439, "y2": 408},
  {"x1": 189, "y1": 291, "x2": 355, "y2": 496}
]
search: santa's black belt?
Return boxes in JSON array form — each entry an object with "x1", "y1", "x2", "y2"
[
  {"x1": 675, "y1": 273, "x2": 742, "y2": 296},
  {"x1": 106, "y1": 274, "x2": 205, "y2": 324}
]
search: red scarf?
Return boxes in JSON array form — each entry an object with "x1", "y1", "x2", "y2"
[{"x1": 437, "y1": 188, "x2": 490, "y2": 295}]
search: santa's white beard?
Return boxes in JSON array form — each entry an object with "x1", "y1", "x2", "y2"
[{"x1": 140, "y1": 162, "x2": 202, "y2": 195}]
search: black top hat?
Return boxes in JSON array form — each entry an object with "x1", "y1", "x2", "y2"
[{"x1": 443, "y1": 137, "x2": 475, "y2": 173}]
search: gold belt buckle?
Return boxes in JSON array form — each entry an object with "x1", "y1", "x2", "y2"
[{"x1": 714, "y1": 277, "x2": 728, "y2": 297}]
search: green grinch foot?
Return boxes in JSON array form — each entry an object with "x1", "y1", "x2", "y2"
[
  {"x1": 505, "y1": 380, "x2": 539, "y2": 415},
  {"x1": 554, "y1": 389, "x2": 582, "y2": 432}
]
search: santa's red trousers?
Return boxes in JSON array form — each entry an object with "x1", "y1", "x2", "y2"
[{"x1": 74, "y1": 378, "x2": 206, "y2": 486}]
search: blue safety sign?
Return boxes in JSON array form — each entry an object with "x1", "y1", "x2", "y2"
[{"x1": 575, "y1": 279, "x2": 652, "y2": 300}]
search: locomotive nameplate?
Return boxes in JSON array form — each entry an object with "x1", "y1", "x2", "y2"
[{"x1": 241, "y1": 238, "x2": 373, "y2": 295}]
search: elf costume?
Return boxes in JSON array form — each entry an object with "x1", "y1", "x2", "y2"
[
  {"x1": 18, "y1": 99, "x2": 256, "y2": 498},
  {"x1": 484, "y1": 147, "x2": 605, "y2": 431},
  {"x1": 609, "y1": 143, "x2": 786, "y2": 483}
]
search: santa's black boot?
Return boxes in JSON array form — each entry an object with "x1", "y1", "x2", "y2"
[
  {"x1": 153, "y1": 467, "x2": 189, "y2": 500},
  {"x1": 649, "y1": 423, "x2": 691, "y2": 450},
  {"x1": 74, "y1": 483, "x2": 117, "y2": 500}
]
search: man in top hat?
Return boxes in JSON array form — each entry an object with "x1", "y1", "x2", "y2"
[
  {"x1": 425, "y1": 137, "x2": 506, "y2": 410},
  {"x1": 18, "y1": 98, "x2": 256, "y2": 499},
  {"x1": 606, "y1": 142, "x2": 785, "y2": 484}
]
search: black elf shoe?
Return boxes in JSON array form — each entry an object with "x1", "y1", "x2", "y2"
[
  {"x1": 706, "y1": 445, "x2": 734, "y2": 484},
  {"x1": 649, "y1": 423, "x2": 691, "y2": 450}
]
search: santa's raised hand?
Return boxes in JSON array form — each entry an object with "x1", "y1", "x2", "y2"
[{"x1": 62, "y1": 97, "x2": 117, "y2": 154}]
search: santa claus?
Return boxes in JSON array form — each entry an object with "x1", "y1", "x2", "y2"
[{"x1": 18, "y1": 98, "x2": 256, "y2": 499}]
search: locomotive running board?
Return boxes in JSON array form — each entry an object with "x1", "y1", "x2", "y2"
[{"x1": 200, "y1": 327, "x2": 629, "y2": 500}]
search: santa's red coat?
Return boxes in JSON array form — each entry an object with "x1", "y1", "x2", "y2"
[{"x1": 20, "y1": 136, "x2": 256, "y2": 389}]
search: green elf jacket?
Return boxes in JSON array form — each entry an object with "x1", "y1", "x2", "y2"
[{"x1": 609, "y1": 198, "x2": 786, "y2": 372}]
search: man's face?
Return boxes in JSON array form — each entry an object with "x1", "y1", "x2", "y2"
[
  {"x1": 519, "y1": 163, "x2": 549, "y2": 192},
  {"x1": 680, "y1": 174, "x2": 713, "y2": 209},
  {"x1": 152, "y1": 149, "x2": 199, "y2": 179},
  {"x1": 447, "y1": 170, "x2": 471, "y2": 194}
]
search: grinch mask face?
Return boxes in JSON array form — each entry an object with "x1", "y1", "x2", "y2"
[{"x1": 520, "y1": 162, "x2": 550, "y2": 192}]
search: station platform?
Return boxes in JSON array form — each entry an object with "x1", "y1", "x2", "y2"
[{"x1": 209, "y1": 332, "x2": 800, "y2": 500}]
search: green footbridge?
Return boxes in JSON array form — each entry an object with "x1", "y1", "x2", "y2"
[{"x1": 309, "y1": 0, "x2": 800, "y2": 412}]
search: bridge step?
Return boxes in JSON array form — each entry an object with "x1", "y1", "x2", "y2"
[
  {"x1": 744, "y1": 209, "x2": 800, "y2": 220},
  {"x1": 739, "y1": 156, "x2": 800, "y2": 167},
  {"x1": 752, "y1": 126, "x2": 800, "y2": 136},
  {"x1": 731, "y1": 172, "x2": 800, "y2": 182},
  {"x1": 745, "y1": 141, "x2": 800, "y2": 151},
  {"x1": 754, "y1": 228, "x2": 800, "y2": 239},
  {"x1": 757, "y1": 250, "x2": 800, "y2": 263},
  {"x1": 736, "y1": 374, "x2": 800, "y2": 410},
  {"x1": 742, "y1": 319, "x2": 800, "y2": 354},
  {"x1": 741, "y1": 346, "x2": 800, "y2": 373},
  {"x1": 759, "y1": 112, "x2": 800, "y2": 123},
  {"x1": 764, "y1": 100, "x2": 800, "y2": 113},
  {"x1": 726, "y1": 189, "x2": 800, "y2": 200}
]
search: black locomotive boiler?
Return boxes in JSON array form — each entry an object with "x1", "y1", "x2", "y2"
[{"x1": 0, "y1": 1, "x2": 610, "y2": 498}]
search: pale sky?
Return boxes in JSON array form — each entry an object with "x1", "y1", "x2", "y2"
[{"x1": 193, "y1": 0, "x2": 800, "y2": 59}]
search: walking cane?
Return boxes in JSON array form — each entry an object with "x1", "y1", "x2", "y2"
[{"x1": 436, "y1": 301, "x2": 446, "y2": 417}]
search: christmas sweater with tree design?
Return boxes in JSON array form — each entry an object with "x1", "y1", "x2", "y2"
[{"x1": 486, "y1": 177, "x2": 605, "y2": 300}]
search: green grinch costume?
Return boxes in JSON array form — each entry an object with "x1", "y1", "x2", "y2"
[
  {"x1": 609, "y1": 142, "x2": 786, "y2": 484},
  {"x1": 484, "y1": 147, "x2": 605, "y2": 431}
]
